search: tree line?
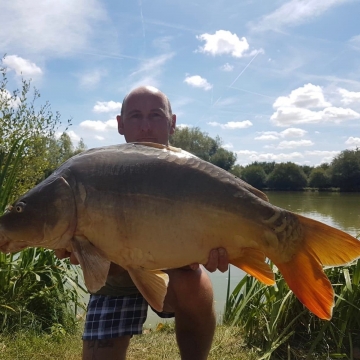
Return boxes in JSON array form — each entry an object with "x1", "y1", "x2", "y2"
[{"x1": 170, "y1": 127, "x2": 360, "y2": 192}]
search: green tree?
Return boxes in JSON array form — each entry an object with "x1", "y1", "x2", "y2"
[
  {"x1": 267, "y1": 162, "x2": 308, "y2": 190},
  {"x1": 308, "y1": 167, "x2": 331, "y2": 189},
  {"x1": 251, "y1": 161, "x2": 276, "y2": 175},
  {"x1": 170, "y1": 127, "x2": 237, "y2": 171},
  {"x1": 330, "y1": 148, "x2": 360, "y2": 191},
  {"x1": 229, "y1": 164, "x2": 243, "y2": 177},
  {"x1": 300, "y1": 164, "x2": 313, "y2": 178},
  {"x1": 240, "y1": 164, "x2": 267, "y2": 189},
  {"x1": 0, "y1": 58, "x2": 71, "y2": 200}
]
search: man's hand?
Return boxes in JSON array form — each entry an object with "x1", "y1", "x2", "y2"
[
  {"x1": 54, "y1": 248, "x2": 80, "y2": 265},
  {"x1": 187, "y1": 248, "x2": 229, "y2": 272}
]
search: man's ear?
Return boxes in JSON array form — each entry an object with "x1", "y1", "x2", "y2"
[
  {"x1": 169, "y1": 114, "x2": 176, "y2": 135},
  {"x1": 117, "y1": 115, "x2": 124, "y2": 135}
]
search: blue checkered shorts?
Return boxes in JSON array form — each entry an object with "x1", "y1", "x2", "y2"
[{"x1": 82, "y1": 293, "x2": 174, "y2": 340}]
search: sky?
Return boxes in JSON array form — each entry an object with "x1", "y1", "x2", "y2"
[{"x1": 1, "y1": 0, "x2": 360, "y2": 167}]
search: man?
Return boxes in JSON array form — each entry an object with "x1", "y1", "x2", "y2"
[{"x1": 56, "y1": 85, "x2": 229, "y2": 360}]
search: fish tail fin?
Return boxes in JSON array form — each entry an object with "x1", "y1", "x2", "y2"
[
  {"x1": 297, "y1": 214, "x2": 360, "y2": 266},
  {"x1": 230, "y1": 248, "x2": 275, "y2": 285},
  {"x1": 275, "y1": 248, "x2": 333, "y2": 320},
  {"x1": 275, "y1": 215, "x2": 360, "y2": 320}
]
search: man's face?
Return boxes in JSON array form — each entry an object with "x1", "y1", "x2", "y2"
[{"x1": 117, "y1": 90, "x2": 176, "y2": 145}]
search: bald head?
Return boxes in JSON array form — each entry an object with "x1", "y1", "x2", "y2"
[
  {"x1": 117, "y1": 85, "x2": 176, "y2": 145},
  {"x1": 121, "y1": 86, "x2": 173, "y2": 120}
]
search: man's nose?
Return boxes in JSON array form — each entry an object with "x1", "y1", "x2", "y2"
[{"x1": 140, "y1": 117, "x2": 151, "y2": 131}]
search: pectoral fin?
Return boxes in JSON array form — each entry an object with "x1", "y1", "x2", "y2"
[
  {"x1": 230, "y1": 248, "x2": 275, "y2": 285},
  {"x1": 71, "y1": 236, "x2": 111, "y2": 293},
  {"x1": 128, "y1": 268, "x2": 169, "y2": 312}
]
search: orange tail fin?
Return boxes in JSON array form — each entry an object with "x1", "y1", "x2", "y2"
[
  {"x1": 230, "y1": 248, "x2": 275, "y2": 285},
  {"x1": 275, "y1": 215, "x2": 360, "y2": 320}
]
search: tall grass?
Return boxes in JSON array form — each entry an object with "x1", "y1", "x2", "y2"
[
  {"x1": 224, "y1": 255, "x2": 360, "y2": 359},
  {"x1": 0, "y1": 138, "x2": 86, "y2": 335}
]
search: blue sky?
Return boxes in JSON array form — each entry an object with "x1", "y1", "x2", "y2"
[{"x1": 1, "y1": 0, "x2": 360, "y2": 166}]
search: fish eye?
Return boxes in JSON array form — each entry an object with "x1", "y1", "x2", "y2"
[{"x1": 15, "y1": 202, "x2": 26, "y2": 213}]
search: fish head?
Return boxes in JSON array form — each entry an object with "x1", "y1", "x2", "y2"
[{"x1": 0, "y1": 176, "x2": 76, "y2": 253}]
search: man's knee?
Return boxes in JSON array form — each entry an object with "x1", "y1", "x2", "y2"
[{"x1": 166, "y1": 267, "x2": 214, "y2": 312}]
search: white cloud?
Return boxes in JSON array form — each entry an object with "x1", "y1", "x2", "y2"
[
  {"x1": 93, "y1": 101, "x2": 122, "y2": 113},
  {"x1": 208, "y1": 120, "x2": 253, "y2": 129},
  {"x1": 66, "y1": 130, "x2": 81, "y2": 144},
  {"x1": 255, "y1": 133, "x2": 279, "y2": 141},
  {"x1": 220, "y1": 63, "x2": 234, "y2": 72},
  {"x1": 184, "y1": 75, "x2": 213, "y2": 91},
  {"x1": 222, "y1": 143, "x2": 233, "y2": 149},
  {"x1": 197, "y1": 30, "x2": 252, "y2": 58},
  {"x1": 305, "y1": 150, "x2": 340, "y2": 157},
  {"x1": 271, "y1": 106, "x2": 360, "y2": 126},
  {"x1": 273, "y1": 84, "x2": 331, "y2": 109},
  {"x1": 0, "y1": 0, "x2": 107, "y2": 57},
  {"x1": 349, "y1": 34, "x2": 360, "y2": 49},
  {"x1": 236, "y1": 151, "x2": 304, "y2": 164},
  {"x1": 271, "y1": 84, "x2": 360, "y2": 126},
  {"x1": 255, "y1": 128, "x2": 307, "y2": 140},
  {"x1": 250, "y1": 0, "x2": 352, "y2": 32},
  {"x1": 345, "y1": 137, "x2": 360, "y2": 147},
  {"x1": 339, "y1": 88, "x2": 360, "y2": 105},
  {"x1": 80, "y1": 119, "x2": 117, "y2": 132},
  {"x1": 78, "y1": 69, "x2": 107, "y2": 88},
  {"x1": 176, "y1": 123, "x2": 192, "y2": 129},
  {"x1": 277, "y1": 139, "x2": 314, "y2": 149},
  {"x1": 2, "y1": 55, "x2": 42, "y2": 77},
  {"x1": 0, "y1": 89, "x2": 21, "y2": 108}
]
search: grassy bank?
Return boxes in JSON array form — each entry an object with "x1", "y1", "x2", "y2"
[{"x1": 0, "y1": 322, "x2": 258, "y2": 360}]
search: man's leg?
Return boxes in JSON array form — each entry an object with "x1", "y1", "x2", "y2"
[
  {"x1": 83, "y1": 336, "x2": 130, "y2": 360},
  {"x1": 165, "y1": 267, "x2": 216, "y2": 360},
  {"x1": 82, "y1": 294, "x2": 148, "y2": 360}
]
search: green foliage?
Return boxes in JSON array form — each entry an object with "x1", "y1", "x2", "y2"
[
  {"x1": 0, "y1": 248, "x2": 86, "y2": 334},
  {"x1": 170, "y1": 127, "x2": 237, "y2": 170},
  {"x1": 44, "y1": 133, "x2": 87, "y2": 179},
  {"x1": 250, "y1": 161, "x2": 276, "y2": 175},
  {"x1": 267, "y1": 162, "x2": 308, "y2": 190},
  {"x1": 309, "y1": 167, "x2": 331, "y2": 189},
  {"x1": 0, "y1": 58, "x2": 87, "y2": 335},
  {"x1": 229, "y1": 164, "x2": 243, "y2": 177},
  {"x1": 330, "y1": 148, "x2": 360, "y2": 191},
  {"x1": 224, "y1": 256, "x2": 360, "y2": 359},
  {"x1": 240, "y1": 165, "x2": 267, "y2": 189},
  {"x1": 0, "y1": 58, "x2": 71, "y2": 200}
]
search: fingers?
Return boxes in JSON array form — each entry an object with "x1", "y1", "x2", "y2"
[
  {"x1": 54, "y1": 248, "x2": 80, "y2": 265},
  {"x1": 204, "y1": 248, "x2": 229, "y2": 273},
  {"x1": 217, "y1": 248, "x2": 229, "y2": 273},
  {"x1": 54, "y1": 248, "x2": 69, "y2": 259},
  {"x1": 70, "y1": 252, "x2": 80, "y2": 265}
]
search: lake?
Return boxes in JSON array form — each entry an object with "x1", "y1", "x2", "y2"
[{"x1": 145, "y1": 191, "x2": 360, "y2": 327}]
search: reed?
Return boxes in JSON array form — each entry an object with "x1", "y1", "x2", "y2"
[
  {"x1": 224, "y1": 254, "x2": 360, "y2": 359},
  {"x1": 0, "y1": 138, "x2": 86, "y2": 334}
]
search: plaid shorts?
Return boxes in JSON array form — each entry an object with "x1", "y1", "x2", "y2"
[{"x1": 82, "y1": 293, "x2": 174, "y2": 340}]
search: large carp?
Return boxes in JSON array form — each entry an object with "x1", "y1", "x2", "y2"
[{"x1": 0, "y1": 142, "x2": 359, "y2": 320}]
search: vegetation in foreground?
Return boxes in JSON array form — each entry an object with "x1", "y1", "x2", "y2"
[{"x1": 0, "y1": 323, "x2": 259, "y2": 360}]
